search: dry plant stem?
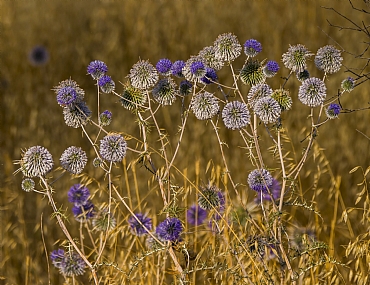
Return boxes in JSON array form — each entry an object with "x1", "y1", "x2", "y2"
[
  {"x1": 97, "y1": 80, "x2": 100, "y2": 121},
  {"x1": 39, "y1": 176, "x2": 99, "y2": 285}
]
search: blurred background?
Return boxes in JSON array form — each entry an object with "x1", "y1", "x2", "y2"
[{"x1": 1, "y1": 0, "x2": 370, "y2": 284}]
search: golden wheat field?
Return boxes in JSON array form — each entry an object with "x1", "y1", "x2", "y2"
[{"x1": 1, "y1": 0, "x2": 370, "y2": 284}]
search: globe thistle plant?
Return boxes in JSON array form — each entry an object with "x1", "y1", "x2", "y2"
[
  {"x1": 271, "y1": 89, "x2": 293, "y2": 111},
  {"x1": 62, "y1": 101, "x2": 92, "y2": 128},
  {"x1": 214, "y1": 33, "x2": 242, "y2": 62},
  {"x1": 296, "y1": 69, "x2": 310, "y2": 82},
  {"x1": 248, "y1": 169, "x2": 274, "y2": 193},
  {"x1": 20, "y1": 146, "x2": 54, "y2": 177},
  {"x1": 244, "y1": 39, "x2": 262, "y2": 57},
  {"x1": 68, "y1": 184, "x2": 90, "y2": 206},
  {"x1": 190, "y1": 91, "x2": 219, "y2": 120},
  {"x1": 247, "y1": 83, "x2": 273, "y2": 108},
  {"x1": 298, "y1": 77, "x2": 327, "y2": 107},
  {"x1": 198, "y1": 184, "x2": 222, "y2": 210},
  {"x1": 128, "y1": 213, "x2": 152, "y2": 236},
  {"x1": 253, "y1": 97, "x2": 281, "y2": 124},
  {"x1": 98, "y1": 75, "x2": 115, "y2": 93},
  {"x1": 21, "y1": 178, "x2": 35, "y2": 192},
  {"x1": 120, "y1": 84, "x2": 147, "y2": 110},
  {"x1": 60, "y1": 251, "x2": 86, "y2": 276},
  {"x1": 28, "y1": 45, "x2": 49, "y2": 66},
  {"x1": 72, "y1": 200, "x2": 95, "y2": 222},
  {"x1": 156, "y1": 217, "x2": 183, "y2": 242},
  {"x1": 99, "y1": 134, "x2": 127, "y2": 162},
  {"x1": 50, "y1": 249, "x2": 65, "y2": 269},
  {"x1": 341, "y1": 77, "x2": 355, "y2": 92},
  {"x1": 201, "y1": 67, "x2": 218, "y2": 85},
  {"x1": 156, "y1": 58, "x2": 172, "y2": 75},
  {"x1": 92, "y1": 209, "x2": 117, "y2": 231},
  {"x1": 99, "y1": 110, "x2": 112, "y2": 126},
  {"x1": 282, "y1": 44, "x2": 313, "y2": 73},
  {"x1": 222, "y1": 101, "x2": 250, "y2": 130},
  {"x1": 239, "y1": 59, "x2": 266, "y2": 86},
  {"x1": 87, "y1": 60, "x2": 108, "y2": 80},
  {"x1": 170, "y1": 60, "x2": 185, "y2": 77},
  {"x1": 314, "y1": 45, "x2": 343, "y2": 74},
  {"x1": 60, "y1": 146, "x2": 87, "y2": 175},
  {"x1": 54, "y1": 79, "x2": 85, "y2": 102},
  {"x1": 263, "y1": 60, "x2": 279, "y2": 78},
  {"x1": 179, "y1": 80, "x2": 193, "y2": 96},
  {"x1": 325, "y1": 103, "x2": 341, "y2": 119},
  {"x1": 56, "y1": 86, "x2": 78, "y2": 107},
  {"x1": 199, "y1": 46, "x2": 224, "y2": 71},
  {"x1": 152, "y1": 78, "x2": 179, "y2": 105},
  {"x1": 183, "y1": 56, "x2": 207, "y2": 82},
  {"x1": 187, "y1": 204, "x2": 208, "y2": 226},
  {"x1": 129, "y1": 59, "x2": 159, "y2": 90}
]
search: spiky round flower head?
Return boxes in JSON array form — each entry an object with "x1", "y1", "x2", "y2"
[
  {"x1": 29, "y1": 45, "x2": 49, "y2": 66},
  {"x1": 171, "y1": 60, "x2": 185, "y2": 77},
  {"x1": 201, "y1": 67, "x2": 218, "y2": 85},
  {"x1": 129, "y1": 59, "x2": 159, "y2": 90},
  {"x1": 244, "y1": 39, "x2": 262, "y2": 57},
  {"x1": 50, "y1": 249, "x2": 65, "y2": 269},
  {"x1": 254, "y1": 178, "x2": 281, "y2": 203},
  {"x1": 282, "y1": 44, "x2": 313, "y2": 73},
  {"x1": 222, "y1": 101, "x2": 250, "y2": 130},
  {"x1": 190, "y1": 91, "x2": 219, "y2": 120},
  {"x1": 187, "y1": 205, "x2": 207, "y2": 226},
  {"x1": 263, "y1": 60, "x2": 280, "y2": 78},
  {"x1": 99, "y1": 134, "x2": 127, "y2": 162},
  {"x1": 20, "y1": 146, "x2": 54, "y2": 177},
  {"x1": 152, "y1": 78, "x2": 179, "y2": 105},
  {"x1": 247, "y1": 83, "x2": 273, "y2": 108},
  {"x1": 296, "y1": 69, "x2": 310, "y2": 82},
  {"x1": 68, "y1": 184, "x2": 90, "y2": 206},
  {"x1": 92, "y1": 157, "x2": 103, "y2": 168},
  {"x1": 179, "y1": 80, "x2": 193, "y2": 96},
  {"x1": 128, "y1": 213, "x2": 152, "y2": 236},
  {"x1": 98, "y1": 75, "x2": 115, "y2": 93},
  {"x1": 248, "y1": 169, "x2": 274, "y2": 193},
  {"x1": 183, "y1": 56, "x2": 207, "y2": 82},
  {"x1": 87, "y1": 60, "x2": 108, "y2": 80},
  {"x1": 99, "y1": 110, "x2": 112, "y2": 126},
  {"x1": 214, "y1": 33, "x2": 242, "y2": 62},
  {"x1": 60, "y1": 146, "x2": 87, "y2": 175},
  {"x1": 72, "y1": 200, "x2": 95, "y2": 222},
  {"x1": 21, "y1": 178, "x2": 35, "y2": 192},
  {"x1": 156, "y1": 217, "x2": 183, "y2": 242},
  {"x1": 254, "y1": 97, "x2": 281, "y2": 124},
  {"x1": 120, "y1": 84, "x2": 147, "y2": 110},
  {"x1": 199, "y1": 46, "x2": 224, "y2": 71},
  {"x1": 63, "y1": 101, "x2": 92, "y2": 128},
  {"x1": 271, "y1": 89, "x2": 293, "y2": 111},
  {"x1": 315, "y1": 45, "x2": 343, "y2": 74},
  {"x1": 198, "y1": 184, "x2": 222, "y2": 210},
  {"x1": 240, "y1": 59, "x2": 266, "y2": 86},
  {"x1": 54, "y1": 79, "x2": 85, "y2": 102},
  {"x1": 325, "y1": 103, "x2": 341, "y2": 119},
  {"x1": 60, "y1": 251, "x2": 86, "y2": 276},
  {"x1": 298, "y1": 77, "x2": 327, "y2": 107},
  {"x1": 92, "y1": 209, "x2": 117, "y2": 231},
  {"x1": 341, "y1": 77, "x2": 355, "y2": 92},
  {"x1": 156, "y1": 58, "x2": 172, "y2": 75},
  {"x1": 56, "y1": 86, "x2": 78, "y2": 107}
]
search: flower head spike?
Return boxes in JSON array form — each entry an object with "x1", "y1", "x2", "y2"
[
  {"x1": 56, "y1": 86, "x2": 78, "y2": 107},
  {"x1": 254, "y1": 97, "x2": 281, "y2": 124},
  {"x1": 341, "y1": 77, "x2": 355, "y2": 92},
  {"x1": 152, "y1": 78, "x2": 178, "y2": 105},
  {"x1": 20, "y1": 146, "x2": 54, "y2": 177},
  {"x1": 198, "y1": 184, "x2": 222, "y2": 210},
  {"x1": 271, "y1": 89, "x2": 293, "y2": 111},
  {"x1": 315, "y1": 45, "x2": 343, "y2": 74},
  {"x1": 171, "y1": 60, "x2": 185, "y2": 77},
  {"x1": 296, "y1": 69, "x2": 310, "y2": 82},
  {"x1": 240, "y1": 59, "x2": 266, "y2": 86},
  {"x1": 156, "y1": 217, "x2": 183, "y2": 242},
  {"x1": 199, "y1": 46, "x2": 224, "y2": 71},
  {"x1": 92, "y1": 209, "x2": 117, "y2": 231},
  {"x1": 68, "y1": 184, "x2": 90, "y2": 206},
  {"x1": 129, "y1": 59, "x2": 159, "y2": 90},
  {"x1": 201, "y1": 67, "x2": 218, "y2": 85},
  {"x1": 222, "y1": 101, "x2": 250, "y2": 130},
  {"x1": 60, "y1": 251, "x2": 86, "y2": 276},
  {"x1": 187, "y1": 205, "x2": 207, "y2": 226},
  {"x1": 156, "y1": 58, "x2": 172, "y2": 75},
  {"x1": 128, "y1": 213, "x2": 152, "y2": 236},
  {"x1": 99, "y1": 134, "x2": 127, "y2": 162},
  {"x1": 244, "y1": 39, "x2": 262, "y2": 57},
  {"x1": 183, "y1": 56, "x2": 207, "y2": 82},
  {"x1": 60, "y1": 146, "x2": 87, "y2": 175},
  {"x1": 21, "y1": 178, "x2": 35, "y2": 192},
  {"x1": 63, "y1": 101, "x2": 92, "y2": 128},
  {"x1": 263, "y1": 60, "x2": 279, "y2": 77},
  {"x1": 214, "y1": 33, "x2": 242, "y2": 62},
  {"x1": 50, "y1": 249, "x2": 65, "y2": 269},
  {"x1": 29, "y1": 45, "x2": 49, "y2": 66},
  {"x1": 179, "y1": 80, "x2": 193, "y2": 96},
  {"x1": 248, "y1": 169, "x2": 273, "y2": 193},
  {"x1": 54, "y1": 79, "x2": 85, "y2": 102},
  {"x1": 99, "y1": 110, "x2": 112, "y2": 126},
  {"x1": 72, "y1": 200, "x2": 95, "y2": 222},
  {"x1": 326, "y1": 103, "x2": 341, "y2": 119},
  {"x1": 87, "y1": 60, "x2": 108, "y2": 80},
  {"x1": 120, "y1": 84, "x2": 147, "y2": 110},
  {"x1": 298, "y1": 77, "x2": 327, "y2": 107},
  {"x1": 282, "y1": 44, "x2": 313, "y2": 73},
  {"x1": 190, "y1": 91, "x2": 219, "y2": 120},
  {"x1": 247, "y1": 83, "x2": 273, "y2": 108},
  {"x1": 98, "y1": 75, "x2": 115, "y2": 93}
]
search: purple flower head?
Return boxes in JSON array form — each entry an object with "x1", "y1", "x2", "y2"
[
  {"x1": 201, "y1": 67, "x2": 218, "y2": 84},
  {"x1": 99, "y1": 110, "x2": 112, "y2": 126},
  {"x1": 187, "y1": 205, "x2": 207, "y2": 226},
  {"x1": 156, "y1": 217, "x2": 183, "y2": 242},
  {"x1": 99, "y1": 134, "x2": 127, "y2": 162},
  {"x1": 98, "y1": 75, "x2": 115, "y2": 93},
  {"x1": 87, "y1": 60, "x2": 108, "y2": 80},
  {"x1": 29, "y1": 45, "x2": 49, "y2": 66},
  {"x1": 254, "y1": 178, "x2": 281, "y2": 203},
  {"x1": 341, "y1": 77, "x2": 355, "y2": 92},
  {"x1": 60, "y1": 146, "x2": 87, "y2": 175},
  {"x1": 264, "y1": 61, "x2": 280, "y2": 78},
  {"x1": 68, "y1": 184, "x2": 90, "y2": 206},
  {"x1": 244, "y1": 39, "x2": 262, "y2": 57},
  {"x1": 72, "y1": 200, "x2": 95, "y2": 222},
  {"x1": 326, "y1": 103, "x2": 341, "y2": 119},
  {"x1": 57, "y1": 86, "x2": 78, "y2": 107},
  {"x1": 171, "y1": 60, "x2": 185, "y2": 77},
  {"x1": 190, "y1": 61, "x2": 205, "y2": 76},
  {"x1": 156, "y1": 58, "x2": 173, "y2": 75},
  {"x1": 60, "y1": 252, "x2": 86, "y2": 276},
  {"x1": 50, "y1": 249, "x2": 65, "y2": 269},
  {"x1": 128, "y1": 213, "x2": 152, "y2": 236},
  {"x1": 248, "y1": 169, "x2": 273, "y2": 193}
]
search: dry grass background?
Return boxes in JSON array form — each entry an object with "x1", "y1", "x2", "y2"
[{"x1": 1, "y1": 0, "x2": 370, "y2": 284}]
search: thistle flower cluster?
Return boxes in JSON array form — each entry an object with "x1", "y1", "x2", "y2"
[
  {"x1": 68, "y1": 184, "x2": 95, "y2": 222},
  {"x1": 60, "y1": 146, "x2": 87, "y2": 174},
  {"x1": 50, "y1": 249, "x2": 86, "y2": 276},
  {"x1": 128, "y1": 213, "x2": 152, "y2": 236}
]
